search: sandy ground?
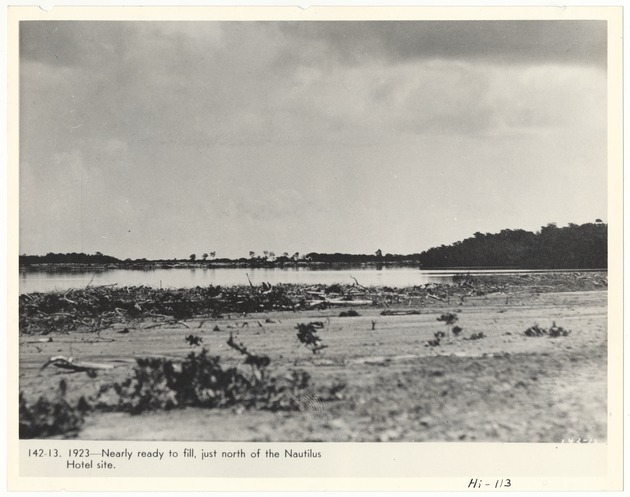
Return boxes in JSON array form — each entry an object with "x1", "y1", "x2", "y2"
[{"x1": 19, "y1": 289, "x2": 607, "y2": 442}]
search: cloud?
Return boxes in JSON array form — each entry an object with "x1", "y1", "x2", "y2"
[
  {"x1": 18, "y1": 20, "x2": 608, "y2": 258},
  {"x1": 280, "y1": 21, "x2": 607, "y2": 67},
  {"x1": 20, "y1": 21, "x2": 138, "y2": 67}
]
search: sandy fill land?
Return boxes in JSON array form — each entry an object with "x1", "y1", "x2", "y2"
[{"x1": 18, "y1": 278, "x2": 608, "y2": 443}]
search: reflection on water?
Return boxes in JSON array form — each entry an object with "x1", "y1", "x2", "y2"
[{"x1": 19, "y1": 267, "x2": 454, "y2": 294}]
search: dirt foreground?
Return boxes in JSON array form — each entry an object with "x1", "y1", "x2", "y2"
[{"x1": 19, "y1": 276, "x2": 607, "y2": 442}]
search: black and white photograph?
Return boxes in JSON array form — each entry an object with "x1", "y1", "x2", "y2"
[{"x1": 13, "y1": 7, "x2": 620, "y2": 461}]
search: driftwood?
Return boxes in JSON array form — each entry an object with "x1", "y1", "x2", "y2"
[
  {"x1": 349, "y1": 275, "x2": 369, "y2": 291},
  {"x1": 380, "y1": 310, "x2": 422, "y2": 316},
  {"x1": 26, "y1": 337, "x2": 53, "y2": 343},
  {"x1": 41, "y1": 356, "x2": 115, "y2": 377},
  {"x1": 327, "y1": 299, "x2": 373, "y2": 306},
  {"x1": 307, "y1": 298, "x2": 373, "y2": 308}
]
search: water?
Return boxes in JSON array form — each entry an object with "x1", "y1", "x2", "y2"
[
  {"x1": 18, "y1": 267, "x2": 588, "y2": 294},
  {"x1": 19, "y1": 266, "x2": 460, "y2": 294}
]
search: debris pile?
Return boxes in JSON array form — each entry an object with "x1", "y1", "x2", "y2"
[
  {"x1": 453, "y1": 271, "x2": 607, "y2": 294},
  {"x1": 19, "y1": 284, "x2": 297, "y2": 334},
  {"x1": 19, "y1": 272, "x2": 606, "y2": 334}
]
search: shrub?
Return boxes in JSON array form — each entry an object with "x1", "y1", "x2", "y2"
[
  {"x1": 19, "y1": 380, "x2": 89, "y2": 438},
  {"x1": 524, "y1": 322, "x2": 570, "y2": 338},
  {"x1": 437, "y1": 312, "x2": 462, "y2": 336},
  {"x1": 97, "y1": 335, "x2": 312, "y2": 414},
  {"x1": 296, "y1": 322, "x2": 328, "y2": 354},
  {"x1": 467, "y1": 332, "x2": 486, "y2": 340}
]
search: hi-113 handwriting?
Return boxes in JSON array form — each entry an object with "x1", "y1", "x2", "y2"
[{"x1": 467, "y1": 478, "x2": 511, "y2": 489}]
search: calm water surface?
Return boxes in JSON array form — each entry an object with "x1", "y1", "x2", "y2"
[{"x1": 20, "y1": 267, "x2": 458, "y2": 294}]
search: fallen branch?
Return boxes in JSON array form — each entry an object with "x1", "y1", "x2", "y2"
[
  {"x1": 380, "y1": 309, "x2": 422, "y2": 316},
  {"x1": 85, "y1": 273, "x2": 97, "y2": 289},
  {"x1": 40, "y1": 356, "x2": 115, "y2": 377},
  {"x1": 349, "y1": 275, "x2": 369, "y2": 291},
  {"x1": 326, "y1": 299, "x2": 373, "y2": 306}
]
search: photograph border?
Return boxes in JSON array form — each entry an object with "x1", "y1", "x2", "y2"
[{"x1": 6, "y1": 4, "x2": 624, "y2": 492}]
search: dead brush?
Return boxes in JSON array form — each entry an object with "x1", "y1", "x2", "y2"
[{"x1": 19, "y1": 285, "x2": 298, "y2": 335}]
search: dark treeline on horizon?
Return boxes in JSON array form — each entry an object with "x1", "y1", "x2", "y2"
[
  {"x1": 20, "y1": 222, "x2": 607, "y2": 270},
  {"x1": 416, "y1": 222, "x2": 607, "y2": 269},
  {"x1": 19, "y1": 252, "x2": 121, "y2": 265}
]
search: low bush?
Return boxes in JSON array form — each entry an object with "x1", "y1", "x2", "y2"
[
  {"x1": 97, "y1": 339, "x2": 311, "y2": 414},
  {"x1": 296, "y1": 322, "x2": 328, "y2": 354},
  {"x1": 466, "y1": 332, "x2": 486, "y2": 340},
  {"x1": 524, "y1": 322, "x2": 570, "y2": 338},
  {"x1": 19, "y1": 380, "x2": 90, "y2": 439}
]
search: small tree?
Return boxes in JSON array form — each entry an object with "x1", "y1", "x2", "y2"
[
  {"x1": 437, "y1": 313, "x2": 461, "y2": 337},
  {"x1": 249, "y1": 251, "x2": 256, "y2": 259},
  {"x1": 202, "y1": 253, "x2": 208, "y2": 261},
  {"x1": 296, "y1": 322, "x2": 327, "y2": 354},
  {"x1": 189, "y1": 254, "x2": 196, "y2": 261},
  {"x1": 210, "y1": 251, "x2": 216, "y2": 259}
]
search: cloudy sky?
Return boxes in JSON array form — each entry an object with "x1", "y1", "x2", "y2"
[{"x1": 19, "y1": 20, "x2": 607, "y2": 259}]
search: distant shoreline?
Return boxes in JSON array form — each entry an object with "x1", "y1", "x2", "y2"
[
  {"x1": 19, "y1": 262, "x2": 608, "y2": 273},
  {"x1": 18, "y1": 261, "x2": 418, "y2": 272}
]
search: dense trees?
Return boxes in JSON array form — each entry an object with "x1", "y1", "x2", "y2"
[
  {"x1": 19, "y1": 252, "x2": 121, "y2": 265},
  {"x1": 304, "y1": 222, "x2": 607, "y2": 269},
  {"x1": 417, "y1": 222, "x2": 607, "y2": 269},
  {"x1": 304, "y1": 252, "x2": 419, "y2": 264}
]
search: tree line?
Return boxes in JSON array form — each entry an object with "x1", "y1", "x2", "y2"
[
  {"x1": 19, "y1": 221, "x2": 607, "y2": 270},
  {"x1": 19, "y1": 252, "x2": 121, "y2": 265},
  {"x1": 416, "y1": 222, "x2": 607, "y2": 269}
]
